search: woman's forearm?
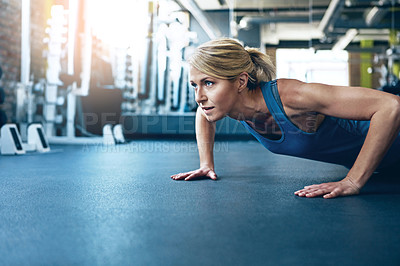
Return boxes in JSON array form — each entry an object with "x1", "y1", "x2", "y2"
[
  {"x1": 195, "y1": 106, "x2": 216, "y2": 169},
  {"x1": 348, "y1": 98, "x2": 400, "y2": 187}
]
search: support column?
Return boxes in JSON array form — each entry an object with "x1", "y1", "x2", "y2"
[
  {"x1": 389, "y1": 30, "x2": 400, "y2": 79},
  {"x1": 360, "y1": 40, "x2": 373, "y2": 88}
]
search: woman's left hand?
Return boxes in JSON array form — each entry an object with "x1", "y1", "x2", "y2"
[{"x1": 294, "y1": 177, "x2": 361, "y2": 199}]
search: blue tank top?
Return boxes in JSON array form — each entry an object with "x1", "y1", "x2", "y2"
[{"x1": 240, "y1": 80, "x2": 400, "y2": 169}]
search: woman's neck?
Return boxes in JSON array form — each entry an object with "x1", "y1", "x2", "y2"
[{"x1": 227, "y1": 87, "x2": 269, "y2": 121}]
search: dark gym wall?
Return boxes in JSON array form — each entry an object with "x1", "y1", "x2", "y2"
[
  {"x1": 0, "y1": 0, "x2": 51, "y2": 123},
  {"x1": 0, "y1": 0, "x2": 21, "y2": 123}
]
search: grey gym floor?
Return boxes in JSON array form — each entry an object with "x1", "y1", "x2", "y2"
[{"x1": 0, "y1": 140, "x2": 399, "y2": 266}]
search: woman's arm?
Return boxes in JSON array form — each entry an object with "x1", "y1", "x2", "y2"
[
  {"x1": 171, "y1": 107, "x2": 217, "y2": 181},
  {"x1": 196, "y1": 106, "x2": 217, "y2": 171},
  {"x1": 284, "y1": 80, "x2": 400, "y2": 198}
]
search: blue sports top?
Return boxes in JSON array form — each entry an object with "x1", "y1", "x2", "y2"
[{"x1": 240, "y1": 80, "x2": 400, "y2": 169}]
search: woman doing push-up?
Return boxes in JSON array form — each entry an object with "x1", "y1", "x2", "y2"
[{"x1": 170, "y1": 38, "x2": 400, "y2": 199}]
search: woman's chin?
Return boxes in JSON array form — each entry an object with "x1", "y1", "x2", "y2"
[
  {"x1": 205, "y1": 113, "x2": 225, "y2": 123},
  {"x1": 205, "y1": 115, "x2": 214, "y2": 122}
]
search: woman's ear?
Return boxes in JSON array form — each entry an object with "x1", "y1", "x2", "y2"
[{"x1": 237, "y1": 72, "x2": 249, "y2": 93}]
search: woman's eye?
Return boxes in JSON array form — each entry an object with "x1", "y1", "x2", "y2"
[{"x1": 205, "y1": 81, "x2": 213, "y2": 87}]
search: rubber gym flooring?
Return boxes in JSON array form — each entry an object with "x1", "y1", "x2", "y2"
[{"x1": 0, "y1": 140, "x2": 399, "y2": 265}]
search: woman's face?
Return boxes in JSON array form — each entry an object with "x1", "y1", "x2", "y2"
[{"x1": 190, "y1": 66, "x2": 240, "y2": 122}]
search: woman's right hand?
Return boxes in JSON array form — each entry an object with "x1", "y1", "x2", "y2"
[{"x1": 170, "y1": 167, "x2": 218, "y2": 181}]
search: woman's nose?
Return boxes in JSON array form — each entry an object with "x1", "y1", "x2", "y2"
[{"x1": 195, "y1": 88, "x2": 207, "y2": 103}]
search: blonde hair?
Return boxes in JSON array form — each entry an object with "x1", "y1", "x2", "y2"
[{"x1": 188, "y1": 38, "x2": 276, "y2": 90}]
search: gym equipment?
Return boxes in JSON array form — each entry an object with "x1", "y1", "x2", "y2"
[
  {"x1": 0, "y1": 66, "x2": 4, "y2": 105},
  {"x1": 102, "y1": 124, "x2": 115, "y2": 145},
  {"x1": 1, "y1": 124, "x2": 25, "y2": 155},
  {"x1": 0, "y1": 110, "x2": 7, "y2": 128},
  {"x1": 139, "y1": 1, "x2": 155, "y2": 101},
  {"x1": 40, "y1": 2, "x2": 93, "y2": 143},
  {"x1": 373, "y1": 45, "x2": 400, "y2": 93},
  {"x1": 0, "y1": 65, "x2": 5, "y2": 126},
  {"x1": 170, "y1": 63, "x2": 183, "y2": 111},
  {"x1": 113, "y1": 124, "x2": 126, "y2": 144},
  {"x1": 27, "y1": 124, "x2": 50, "y2": 153},
  {"x1": 156, "y1": 26, "x2": 168, "y2": 105},
  {"x1": 382, "y1": 79, "x2": 400, "y2": 95},
  {"x1": 16, "y1": 0, "x2": 201, "y2": 140},
  {"x1": 43, "y1": 5, "x2": 67, "y2": 137},
  {"x1": 0, "y1": 87, "x2": 5, "y2": 104},
  {"x1": 102, "y1": 124, "x2": 127, "y2": 145},
  {"x1": 0, "y1": 124, "x2": 51, "y2": 155}
]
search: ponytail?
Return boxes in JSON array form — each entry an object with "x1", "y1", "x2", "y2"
[{"x1": 245, "y1": 47, "x2": 276, "y2": 90}]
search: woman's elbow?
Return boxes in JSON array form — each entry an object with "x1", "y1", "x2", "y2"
[{"x1": 386, "y1": 95, "x2": 400, "y2": 123}]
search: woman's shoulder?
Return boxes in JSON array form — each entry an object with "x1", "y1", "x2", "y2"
[
  {"x1": 275, "y1": 79, "x2": 306, "y2": 107},
  {"x1": 276, "y1": 78, "x2": 304, "y2": 90}
]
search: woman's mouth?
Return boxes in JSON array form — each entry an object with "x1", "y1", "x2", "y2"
[{"x1": 202, "y1": 106, "x2": 215, "y2": 114}]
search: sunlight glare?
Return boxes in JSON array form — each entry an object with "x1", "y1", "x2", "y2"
[{"x1": 90, "y1": 0, "x2": 149, "y2": 48}]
